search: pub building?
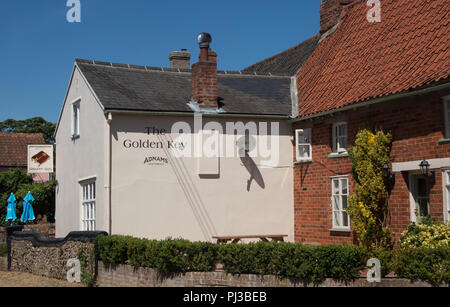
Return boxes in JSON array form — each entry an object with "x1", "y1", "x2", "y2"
[{"x1": 55, "y1": 33, "x2": 296, "y2": 241}]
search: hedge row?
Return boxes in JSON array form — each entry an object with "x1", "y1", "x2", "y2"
[
  {"x1": 94, "y1": 235, "x2": 450, "y2": 285},
  {"x1": 0, "y1": 243, "x2": 7, "y2": 258}
]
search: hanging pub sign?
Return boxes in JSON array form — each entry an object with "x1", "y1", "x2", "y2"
[{"x1": 28, "y1": 145, "x2": 54, "y2": 173}]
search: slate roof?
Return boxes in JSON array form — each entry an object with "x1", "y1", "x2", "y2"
[
  {"x1": 76, "y1": 59, "x2": 293, "y2": 116},
  {"x1": 242, "y1": 35, "x2": 320, "y2": 76},
  {"x1": 0, "y1": 133, "x2": 46, "y2": 167},
  {"x1": 296, "y1": 0, "x2": 450, "y2": 117}
]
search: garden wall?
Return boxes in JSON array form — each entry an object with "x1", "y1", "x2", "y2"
[
  {"x1": 7, "y1": 227, "x2": 106, "y2": 280},
  {"x1": 96, "y1": 262, "x2": 431, "y2": 287}
]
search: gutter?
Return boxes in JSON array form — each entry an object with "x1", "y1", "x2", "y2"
[
  {"x1": 291, "y1": 81, "x2": 450, "y2": 123},
  {"x1": 105, "y1": 112, "x2": 113, "y2": 235}
]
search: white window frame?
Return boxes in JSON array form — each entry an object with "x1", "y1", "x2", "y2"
[
  {"x1": 80, "y1": 178, "x2": 96, "y2": 231},
  {"x1": 295, "y1": 128, "x2": 312, "y2": 162},
  {"x1": 331, "y1": 176, "x2": 350, "y2": 230},
  {"x1": 443, "y1": 96, "x2": 450, "y2": 139},
  {"x1": 71, "y1": 99, "x2": 81, "y2": 138},
  {"x1": 442, "y1": 169, "x2": 450, "y2": 223},
  {"x1": 332, "y1": 122, "x2": 348, "y2": 153}
]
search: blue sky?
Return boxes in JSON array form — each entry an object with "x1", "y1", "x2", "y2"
[{"x1": 0, "y1": 0, "x2": 319, "y2": 123}]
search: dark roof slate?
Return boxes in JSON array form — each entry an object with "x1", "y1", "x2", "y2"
[
  {"x1": 76, "y1": 60, "x2": 292, "y2": 116},
  {"x1": 242, "y1": 35, "x2": 320, "y2": 76}
]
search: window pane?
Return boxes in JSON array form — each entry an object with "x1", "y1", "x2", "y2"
[
  {"x1": 343, "y1": 212, "x2": 349, "y2": 227},
  {"x1": 297, "y1": 130, "x2": 304, "y2": 143},
  {"x1": 333, "y1": 196, "x2": 340, "y2": 210},
  {"x1": 342, "y1": 195, "x2": 348, "y2": 209},
  {"x1": 298, "y1": 145, "x2": 310, "y2": 158},
  {"x1": 333, "y1": 180, "x2": 340, "y2": 195},
  {"x1": 341, "y1": 179, "x2": 348, "y2": 194},
  {"x1": 334, "y1": 212, "x2": 341, "y2": 227}
]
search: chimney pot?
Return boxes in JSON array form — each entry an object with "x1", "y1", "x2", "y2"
[
  {"x1": 192, "y1": 33, "x2": 218, "y2": 109},
  {"x1": 169, "y1": 50, "x2": 191, "y2": 70}
]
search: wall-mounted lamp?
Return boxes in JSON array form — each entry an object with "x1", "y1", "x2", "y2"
[
  {"x1": 382, "y1": 163, "x2": 395, "y2": 190},
  {"x1": 419, "y1": 159, "x2": 435, "y2": 184}
]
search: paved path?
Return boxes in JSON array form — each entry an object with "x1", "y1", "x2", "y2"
[{"x1": 0, "y1": 271, "x2": 84, "y2": 287}]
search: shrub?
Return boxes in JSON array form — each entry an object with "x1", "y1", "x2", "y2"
[
  {"x1": 392, "y1": 247, "x2": 450, "y2": 286},
  {"x1": 94, "y1": 236, "x2": 218, "y2": 277},
  {"x1": 95, "y1": 236, "x2": 366, "y2": 283},
  {"x1": 348, "y1": 129, "x2": 394, "y2": 249},
  {"x1": 0, "y1": 168, "x2": 55, "y2": 225},
  {"x1": 0, "y1": 243, "x2": 7, "y2": 257},
  {"x1": 94, "y1": 235, "x2": 450, "y2": 285},
  {"x1": 399, "y1": 221, "x2": 450, "y2": 249}
]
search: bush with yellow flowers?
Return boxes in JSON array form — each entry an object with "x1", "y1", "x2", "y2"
[
  {"x1": 399, "y1": 219, "x2": 450, "y2": 249},
  {"x1": 348, "y1": 129, "x2": 393, "y2": 250}
]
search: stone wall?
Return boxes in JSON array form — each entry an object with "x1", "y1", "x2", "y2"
[
  {"x1": 96, "y1": 262, "x2": 432, "y2": 287},
  {"x1": 8, "y1": 229, "x2": 106, "y2": 281},
  {"x1": 0, "y1": 257, "x2": 7, "y2": 272}
]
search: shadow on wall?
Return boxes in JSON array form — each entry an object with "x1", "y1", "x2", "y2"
[
  {"x1": 158, "y1": 134, "x2": 218, "y2": 242},
  {"x1": 240, "y1": 155, "x2": 265, "y2": 191}
]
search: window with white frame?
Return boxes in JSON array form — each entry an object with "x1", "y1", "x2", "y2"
[
  {"x1": 81, "y1": 180, "x2": 96, "y2": 231},
  {"x1": 443, "y1": 170, "x2": 450, "y2": 222},
  {"x1": 71, "y1": 100, "x2": 80, "y2": 138},
  {"x1": 332, "y1": 176, "x2": 350, "y2": 229},
  {"x1": 295, "y1": 128, "x2": 312, "y2": 161},
  {"x1": 332, "y1": 122, "x2": 348, "y2": 153},
  {"x1": 443, "y1": 97, "x2": 450, "y2": 139}
]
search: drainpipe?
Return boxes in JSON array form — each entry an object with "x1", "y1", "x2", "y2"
[{"x1": 105, "y1": 112, "x2": 113, "y2": 234}]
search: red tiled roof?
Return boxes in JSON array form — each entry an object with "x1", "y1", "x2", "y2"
[
  {"x1": 0, "y1": 132, "x2": 46, "y2": 167},
  {"x1": 296, "y1": 0, "x2": 450, "y2": 117}
]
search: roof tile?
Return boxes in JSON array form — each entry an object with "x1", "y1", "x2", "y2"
[
  {"x1": 296, "y1": 0, "x2": 450, "y2": 117},
  {"x1": 0, "y1": 133, "x2": 46, "y2": 167}
]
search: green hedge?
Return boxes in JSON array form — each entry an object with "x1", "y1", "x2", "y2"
[
  {"x1": 94, "y1": 235, "x2": 450, "y2": 285},
  {"x1": 95, "y1": 236, "x2": 364, "y2": 283},
  {"x1": 391, "y1": 247, "x2": 450, "y2": 286},
  {"x1": 0, "y1": 243, "x2": 7, "y2": 257}
]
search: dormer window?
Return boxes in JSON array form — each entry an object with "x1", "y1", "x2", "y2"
[
  {"x1": 332, "y1": 122, "x2": 347, "y2": 153},
  {"x1": 71, "y1": 99, "x2": 80, "y2": 138}
]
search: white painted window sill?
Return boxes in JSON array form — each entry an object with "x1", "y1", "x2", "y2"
[
  {"x1": 438, "y1": 138, "x2": 450, "y2": 144},
  {"x1": 330, "y1": 228, "x2": 352, "y2": 233},
  {"x1": 328, "y1": 152, "x2": 349, "y2": 159}
]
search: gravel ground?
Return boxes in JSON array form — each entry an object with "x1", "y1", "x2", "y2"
[{"x1": 0, "y1": 271, "x2": 85, "y2": 287}]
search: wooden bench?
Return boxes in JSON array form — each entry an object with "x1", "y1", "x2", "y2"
[{"x1": 212, "y1": 235, "x2": 288, "y2": 244}]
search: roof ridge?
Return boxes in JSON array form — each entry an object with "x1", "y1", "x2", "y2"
[{"x1": 75, "y1": 58, "x2": 290, "y2": 77}]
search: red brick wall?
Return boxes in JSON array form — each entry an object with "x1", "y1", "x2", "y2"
[
  {"x1": 191, "y1": 50, "x2": 218, "y2": 108},
  {"x1": 293, "y1": 90, "x2": 450, "y2": 245}
]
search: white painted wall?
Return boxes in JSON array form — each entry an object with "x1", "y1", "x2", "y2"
[
  {"x1": 55, "y1": 67, "x2": 106, "y2": 237},
  {"x1": 109, "y1": 114, "x2": 294, "y2": 242}
]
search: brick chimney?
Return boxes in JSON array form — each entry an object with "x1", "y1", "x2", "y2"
[
  {"x1": 191, "y1": 33, "x2": 218, "y2": 109},
  {"x1": 320, "y1": 0, "x2": 355, "y2": 33},
  {"x1": 169, "y1": 49, "x2": 191, "y2": 70}
]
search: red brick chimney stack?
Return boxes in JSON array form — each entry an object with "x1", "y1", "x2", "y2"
[
  {"x1": 320, "y1": 0, "x2": 355, "y2": 33},
  {"x1": 191, "y1": 33, "x2": 218, "y2": 109}
]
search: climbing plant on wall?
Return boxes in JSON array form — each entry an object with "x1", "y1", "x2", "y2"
[{"x1": 348, "y1": 129, "x2": 394, "y2": 250}]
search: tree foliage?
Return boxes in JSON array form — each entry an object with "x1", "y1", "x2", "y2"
[
  {"x1": 0, "y1": 117, "x2": 56, "y2": 144},
  {"x1": 0, "y1": 168, "x2": 55, "y2": 225},
  {"x1": 348, "y1": 129, "x2": 393, "y2": 250}
]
